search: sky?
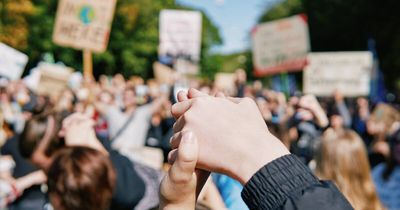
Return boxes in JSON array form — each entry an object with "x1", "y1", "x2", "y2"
[{"x1": 176, "y1": 0, "x2": 280, "y2": 54}]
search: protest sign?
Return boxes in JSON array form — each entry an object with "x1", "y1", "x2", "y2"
[
  {"x1": 303, "y1": 52, "x2": 373, "y2": 97},
  {"x1": 36, "y1": 63, "x2": 73, "y2": 98},
  {"x1": 159, "y1": 10, "x2": 202, "y2": 64},
  {"x1": 174, "y1": 58, "x2": 199, "y2": 75},
  {"x1": 215, "y1": 73, "x2": 236, "y2": 94},
  {"x1": 0, "y1": 43, "x2": 28, "y2": 80},
  {"x1": 153, "y1": 62, "x2": 175, "y2": 85},
  {"x1": 52, "y1": 0, "x2": 117, "y2": 53},
  {"x1": 252, "y1": 14, "x2": 310, "y2": 76}
]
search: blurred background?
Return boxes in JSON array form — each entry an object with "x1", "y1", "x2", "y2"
[{"x1": 1, "y1": 0, "x2": 399, "y2": 97}]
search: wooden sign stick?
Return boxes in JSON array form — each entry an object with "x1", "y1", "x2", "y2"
[{"x1": 83, "y1": 49, "x2": 93, "y2": 79}]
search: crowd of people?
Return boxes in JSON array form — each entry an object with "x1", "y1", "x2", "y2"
[{"x1": 0, "y1": 68, "x2": 399, "y2": 210}]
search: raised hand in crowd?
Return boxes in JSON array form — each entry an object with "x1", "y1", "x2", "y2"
[
  {"x1": 298, "y1": 94, "x2": 329, "y2": 128},
  {"x1": 60, "y1": 113, "x2": 108, "y2": 155}
]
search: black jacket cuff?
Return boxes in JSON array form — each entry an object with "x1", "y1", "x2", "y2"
[{"x1": 241, "y1": 154, "x2": 320, "y2": 210}]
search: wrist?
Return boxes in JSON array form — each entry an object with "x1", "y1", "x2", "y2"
[
  {"x1": 230, "y1": 132, "x2": 290, "y2": 185},
  {"x1": 161, "y1": 203, "x2": 195, "y2": 210}
]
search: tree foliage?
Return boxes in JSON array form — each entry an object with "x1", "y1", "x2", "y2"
[
  {"x1": 0, "y1": 0, "x2": 35, "y2": 49},
  {"x1": 1, "y1": 0, "x2": 222, "y2": 79},
  {"x1": 259, "y1": 0, "x2": 303, "y2": 23}
]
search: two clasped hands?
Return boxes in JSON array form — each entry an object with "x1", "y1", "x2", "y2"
[{"x1": 159, "y1": 88, "x2": 290, "y2": 209}]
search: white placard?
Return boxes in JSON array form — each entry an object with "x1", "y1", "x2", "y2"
[
  {"x1": 252, "y1": 14, "x2": 310, "y2": 76},
  {"x1": 0, "y1": 43, "x2": 28, "y2": 80},
  {"x1": 159, "y1": 10, "x2": 202, "y2": 63},
  {"x1": 303, "y1": 52, "x2": 373, "y2": 97}
]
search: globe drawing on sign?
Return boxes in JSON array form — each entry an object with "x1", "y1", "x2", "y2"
[{"x1": 79, "y1": 5, "x2": 95, "y2": 25}]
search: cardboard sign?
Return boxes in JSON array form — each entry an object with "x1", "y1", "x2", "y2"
[
  {"x1": 36, "y1": 63, "x2": 73, "y2": 98},
  {"x1": 303, "y1": 52, "x2": 373, "y2": 97},
  {"x1": 153, "y1": 62, "x2": 175, "y2": 85},
  {"x1": 174, "y1": 58, "x2": 199, "y2": 75},
  {"x1": 215, "y1": 73, "x2": 236, "y2": 94},
  {"x1": 0, "y1": 43, "x2": 28, "y2": 80},
  {"x1": 159, "y1": 10, "x2": 202, "y2": 63},
  {"x1": 53, "y1": 0, "x2": 117, "y2": 52},
  {"x1": 252, "y1": 14, "x2": 310, "y2": 76}
]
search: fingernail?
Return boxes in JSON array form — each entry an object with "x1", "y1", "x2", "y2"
[{"x1": 182, "y1": 131, "x2": 194, "y2": 144}]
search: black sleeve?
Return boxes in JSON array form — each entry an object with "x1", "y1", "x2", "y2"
[
  {"x1": 241, "y1": 154, "x2": 354, "y2": 210},
  {"x1": 109, "y1": 151, "x2": 146, "y2": 210},
  {"x1": 1, "y1": 137, "x2": 12, "y2": 155}
]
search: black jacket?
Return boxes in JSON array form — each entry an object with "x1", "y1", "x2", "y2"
[{"x1": 241, "y1": 154, "x2": 354, "y2": 210}]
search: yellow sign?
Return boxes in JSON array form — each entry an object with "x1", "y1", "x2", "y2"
[{"x1": 53, "y1": 0, "x2": 117, "y2": 53}]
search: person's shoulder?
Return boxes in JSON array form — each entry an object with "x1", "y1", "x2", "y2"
[
  {"x1": 1, "y1": 136, "x2": 18, "y2": 154},
  {"x1": 109, "y1": 150, "x2": 133, "y2": 167},
  {"x1": 138, "y1": 103, "x2": 152, "y2": 110},
  {"x1": 372, "y1": 163, "x2": 386, "y2": 179},
  {"x1": 106, "y1": 105, "x2": 123, "y2": 116},
  {"x1": 136, "y1": 104, "x2": 153, "y2": 114}
]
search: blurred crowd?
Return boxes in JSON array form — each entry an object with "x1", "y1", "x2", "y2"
[{"x1": 0, "y1": 68, "x2": 400, "y2": 210}]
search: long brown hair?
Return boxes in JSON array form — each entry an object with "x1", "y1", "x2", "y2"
[{"x1": 316, "y1": 129, "x2": 385, "y2": 210}]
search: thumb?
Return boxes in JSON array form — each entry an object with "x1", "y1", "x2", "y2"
[{"x1": 169, "y1": 131, "x2": 198, "y2": 183}]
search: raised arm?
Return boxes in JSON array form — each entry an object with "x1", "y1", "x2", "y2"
[{"x1": 299, "y1": 94, "x2": 329, "y2": 128}]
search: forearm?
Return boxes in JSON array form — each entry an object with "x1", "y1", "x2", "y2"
[
  {"x1": 336, "y1": 102, "x2": 352, "y2": 127},
  {"x1": 229, "y1": 133, "x2": 290, "y2": 185},
  {"x1": 313, "y1": 107, "x2": 329, "y2": 128},
  {"x1": 15, "y1": 171, "x2": 46, "y2": 192}
]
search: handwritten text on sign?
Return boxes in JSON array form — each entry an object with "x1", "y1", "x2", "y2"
[
  {"x1": 53, "y1": 0, "x2": 116, "y2": 52},
  {"x1": 252, "y1": 14, "x2": 310, "y2": 76},
  {"x1": 303, "y1": 52, "x2": 373, "y2": 97},
  {"x1": 159, "y1": 10, "x2": 202, "y2": 62}
]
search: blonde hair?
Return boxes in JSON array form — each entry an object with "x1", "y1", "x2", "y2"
[{"x1": 316, "y1": 129, "x2": 385, "y2": 210}]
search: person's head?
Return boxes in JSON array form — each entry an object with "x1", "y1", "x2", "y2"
[
  {"x1": 48, "y1": 146, "x2": 116, "y2": 210},
  {"x1": 99, "y1": 75, "x2": 110, "y2": 88},
  {"x1": 19, "y1": 113, "x2": 64, "y2": 170},
  {"x1": 112, "y1": 74, "x2": 125, "y2": 89},
  {"x1": 327, "y1": 104, "x2": 345, "y2": 129},
  {"x1": 316, "y1": 129, "x2": 384, "y2": 210},
  {"x1": 123, "y1": 87, "x2": 136, "y2": 109},
  {"x1": 367, "y1": 103, "x2": 400, "y2": 136},
  {"x1": 98, "y1": 89, "x2": 114, "y2": 105},
  {"x1": 330, "y1": 115, "x2": 344, "y2": 130},
  {"x1": 235, "y1": 68, "x2": 246, "y2": 84},
  {"x1": 357, "y1": 97, "x2": 369, "y2": 108}
]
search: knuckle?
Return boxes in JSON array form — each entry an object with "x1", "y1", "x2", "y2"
[
  {"x1": 171, "y1": 173, "x2": 192, "y2": 184},
  {"x1": 182, "y1": 112, "x2": 192, "y2": 122},
  {"x1": 242, "y1": 97, "x2": 255, "y2": 105}
]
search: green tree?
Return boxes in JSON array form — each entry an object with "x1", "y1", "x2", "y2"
[
  {"x1": 0, "y1": 0, "x2": 35, "y2": 49},
  {"x1": 19, "y1": 0, "x2": 222, "y2": 80},
  {"x1": 259, "y1": 0, "x2": 303, "y2": 22}
]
